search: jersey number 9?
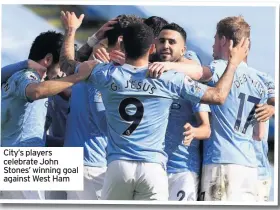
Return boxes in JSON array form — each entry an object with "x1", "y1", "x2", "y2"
[{"x1": 119, "y1": 97, "x2": 144, "y2": 136}]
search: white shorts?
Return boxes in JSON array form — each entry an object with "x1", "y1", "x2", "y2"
[
  {"x1": 101, "y1": 160, "x2": 168, "y2": 200},
  {"x1": 67, "y1": 166, "x2": 106, "y2": 200},
  {"x1": 256, "y1": 178, "x2": 272, "y2": 202},
  {"x1": 0, "y1": 191, "x2": 45, "y2": 200},
  {"x1": 200, "y1": 164, "x2": 258, "y2": 201},
  {"x1": 168, "y1": 171, "x2": 199, "y2": 201}
]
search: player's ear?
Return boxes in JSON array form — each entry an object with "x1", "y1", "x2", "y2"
[
  {"x1": 149, "y1": 44, "x2": 156, "y2": 55},
  {"x1": 44, "y1": 53, "x2": 53, "y2": 67},
  {"x1": 182, "y1": 46, "x2": 186, "y2": 56},
  {"x1": 118, "y1": 35, "x2": 123, "y2": 43},
  {"x1": 221, "y1": 36, "x2": 227, "y2": 47}
]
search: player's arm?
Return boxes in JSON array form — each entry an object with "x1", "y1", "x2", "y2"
[
  {"x1": 73, "y1": 17, "x2": 117, "y2": 62},
  {"x1": 254, "y1": 72, "x2": 275, "y2": 121},
  {"x1": 252, "y1": 122, "x2": 266, "y2": 141},
  {"x1": 183, "y1": 111, "x2": 211, "y2": 146},
  {"x1": 1, "y1": 60, "x2": 46, "y2": 84},
  {"x1": 255, "y1": 101, "x2": 275, "y2": 122},
  {"x1": 25, "y1": 70, "x2": 91, "y2": 101},
  {"x1": 59, "y1": 11, "x2": 84, "y2": 75},
  {"x1": 199, "y1": 38, "x2": 249, "y2": 105},
  {"x1": 148, "y1": 61, "x2": 203, "y2": 80},
  {"x1": 57, "y1": 87, "x2": 72, "y2": 101}
]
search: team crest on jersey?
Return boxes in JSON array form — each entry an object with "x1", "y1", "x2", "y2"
[{"x1": 28, "y1": 74, "x2": 37, "y2": 81}]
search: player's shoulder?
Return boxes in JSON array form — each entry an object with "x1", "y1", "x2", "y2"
[
  {"x1": 209, "y1": 59, "x2": 227, "y2": 70},
  {"x1": 185, "y1": 50, "x2": 202, "y2": 65},
  {"x1": 19, "y1": 69, "x2": 40, "y2": 80},
  {"x1": 7, "y1": 68, "x2": 39, "y2": 83},
  {"x1": 246, "y1": 65, "x2": 273, "y2": 82},
  {"x1": 159, "y1": 70, "x2": 185, "y2": 84},
  {"x1": 93, "y1": 62, "x2": 120, "y2": 76}
]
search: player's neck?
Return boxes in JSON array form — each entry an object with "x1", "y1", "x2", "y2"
[
  {"x1": 220, "y1": 49, "x2": 230, "y2": 61},
  {"x1": 126, "y1": 57, "x2": 149, "y2": 68}
]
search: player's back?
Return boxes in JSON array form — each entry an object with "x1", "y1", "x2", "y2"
[
  {"x1": 1, "y1": 69, "x2": 47, "y2": 147},
  {"x1": 204, "y1": 60, "x2": 273, "y2": 167},
  {"x1": 63, "y1": 82, "x2": 108, "y2": 167},
  {"x1": 90, "y1": 63, "x2": 206, "y2": 168}
]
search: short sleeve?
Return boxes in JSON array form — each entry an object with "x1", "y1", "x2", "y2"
[
  {"x1": 258, "y1": 72, "x2": 275, "y2": 99},
  {"x1": 87, "y1": 62, "x2": 114, "y2": 89},
  {"x1": 15, "y1": 70, "x2": 40, "y2": 101},
  {"x1": 192, "y1": 103, "x2": 211, "y2": 113},
  {"x1": 1, "y1": 60, "x2": 28, "y2": 83},
  {"x1": 179, "y1": 75, "x2": 208, "y2": 104},
  {"x1": 185, "y1": 50, "x2": 202, "y2": 65},
  {"x1": 207, "y1": 60, "x2": 228, "y2": 86}
]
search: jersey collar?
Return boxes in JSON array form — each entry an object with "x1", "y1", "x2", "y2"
[{"x1": 122, "y1": 63, "x2": 148, "y2": 71}]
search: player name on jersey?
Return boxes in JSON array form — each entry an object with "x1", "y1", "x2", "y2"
[{"x1": 110, "y1": 79, "x2": 156, "y2": 94}]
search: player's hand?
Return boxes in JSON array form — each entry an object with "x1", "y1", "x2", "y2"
[
  {"x1": 94, "y1": 47, "x2": 110, "y2": 63},
  {"x1": 28, "y1": 59, "x2": 47, "y2": 72},
  {"x1": 60, "y1": 11, "x2": 84, "y2": 31},
  {"x1": 76, "y1": 60, "x2": 98, "y2": 80},
  {"x1": 148, "y1": 62, "x2": 170, "y2": 78},
  {"x1": 28, "y1": 59, "x2": 47, "y2": 79},
  {"x1": 228, "y1": 37, "x2": 250, "y2": 67},
  {"x1": 255, "y1": 104, "x2": 275, "y2": 122},
  {"x1": 183, "y1": 123, "x2": 195, "y2": 146},
  {"x1": 110, "y1": 50, "x2": 126, "y2": 65},
  {"x1": 95, "y1": 18, "x2": 118, "y2": 41}
]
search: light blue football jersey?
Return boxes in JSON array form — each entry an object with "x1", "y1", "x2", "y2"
[
  {"x1": 166, "y1": 50, "x2": 209, "y2": 174},
  {"x1": 254, "y1": 121, "x2": 271, "y2": 180},
  {"x1": 86, "y1": 63, "x2": 208, "y2": 168},
  {"x1": 166, "y1": 102, "x2": 210, "y2": 174},
  {"x1": 185, "y1": 50, "x2": 202, "y2": 65},
  {"x1": 63, "y1": 82, "x2": 108, "y2": 167},
  {"x1": 203, "y1": 60, "x2": 275, "y2": 167},
  {"x1": 1, "y1": 69, "x2": 47, "y2": 147},
  {"x1": 1, "y1": 60, "x2": 28, "y2": 83}
]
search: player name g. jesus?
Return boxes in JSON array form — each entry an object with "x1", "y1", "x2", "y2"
[{"x1": 110, "y1": 79, "x2": 156, "y2": 94}]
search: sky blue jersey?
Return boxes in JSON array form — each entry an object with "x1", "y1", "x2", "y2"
[
  {"x1": 1, "y1": 69, "x2": 47, "y2": 146},
  {"x1": 203, "y1": 60, "x2": 275, "y2": 167},
  {"x1": 166, "y1": 102, "x2": 210, "y2": 174},
  {"x1": 254, "y1": 121, "x2": 271, "y2": 180},
  {"x1": 86, "y1": 63, "x2": 208, "y2": 168},
  {"x1": 63, "y1": 81, "x2": 108, "y2": 167},
  {"x1": 166, "y1": 50, "x2": 210, "y2": 174}
]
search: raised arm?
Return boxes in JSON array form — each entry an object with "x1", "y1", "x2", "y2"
[
  {"x1": 77, "y1": 18, "x2": 117, "y2": 62},
  {"x1": 59, "y1": 11, "x2": 84, "y2": 75},
  {"x1": 200, "y1": 37, "x2": 250, "y2": 105}
]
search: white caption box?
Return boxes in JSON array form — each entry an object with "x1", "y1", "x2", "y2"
[{"x1": 0, "y1": 147, "x2": 83, "y2": 191}]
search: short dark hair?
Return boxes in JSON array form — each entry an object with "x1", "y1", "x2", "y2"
[
  {"x1": 106, "y1": 14, "x2": 143, "y2": 47},
  {"x1": 28, "y1": 31, "x2": 63, "y2": 64},
  {"x1": 144, "y1": 16, "x2": 168, "y2": 37},
  {"x1": 123, "y1": 23, "x2": 154, "y2": 60},
  {"x1": 160, "y1": 23, "x2": 187, "y2": 43}
]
